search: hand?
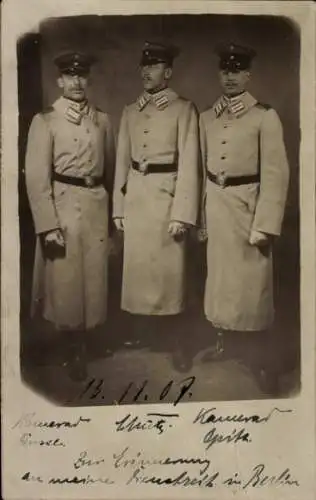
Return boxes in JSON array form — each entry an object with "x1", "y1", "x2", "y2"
[
  {"x1": 113, "y1": 218, "x2": 124, "y2": 231},
  {"x1": 168, "y1": 221, "x2": 186, "y2": 237},
  {"x1": 197, "y1": 228, "x2": 208, "y2": 243},
  {"x1": 43, "y1": 229, "x2": 65, "y2": 260},
  {"x1": 44, "y1": 229, "x2": 65, "y2": 247},
  {"x1": 249, "y1": 229, "x2": 270, "y2": 247}
]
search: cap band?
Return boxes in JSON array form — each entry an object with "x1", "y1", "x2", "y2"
[{"x1": 219, "y1": 56, "x2": 251, "y2": 72}]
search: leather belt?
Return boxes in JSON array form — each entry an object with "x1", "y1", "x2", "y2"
[
  {"x1": 52, "y1": 171, "x2": 103, "y2": 188},
  {"x1": 132, "y1": 160, "x2": 178, "y2": 175},
  {"x1": 207, "y1": 170, "x2": 260, "y2": 188}
]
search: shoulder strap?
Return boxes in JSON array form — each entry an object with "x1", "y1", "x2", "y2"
[
  {"x1": 255, "y1": 102, "x2": 271, "y2": 110},
  {"x1": 41, "y1": 106, "x2": 54, "y2": 115}
]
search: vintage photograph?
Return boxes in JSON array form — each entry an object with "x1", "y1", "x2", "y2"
[{"x1": 18, "y1": 13, "x2": 300, "y2": 406}]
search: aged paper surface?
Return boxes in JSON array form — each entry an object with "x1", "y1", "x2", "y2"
[{"x1": 1, "y1": 0, "x2": 316, "y2": 499}]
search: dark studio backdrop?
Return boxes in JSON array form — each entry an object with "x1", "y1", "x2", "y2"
[{"x1": 18, "y1": 14, "x2": 300, "y2": 395}]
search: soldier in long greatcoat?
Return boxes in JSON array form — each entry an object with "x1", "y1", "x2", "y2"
[
  {"x1": 25, "y1": 51, "x2": 115, "y2": 380},
  {"x1": 199, "y1": 43, "x2": 289, "y2": 391},
  {"x1": 113, "y1": 41, "x2": 200, "y2": 371}
]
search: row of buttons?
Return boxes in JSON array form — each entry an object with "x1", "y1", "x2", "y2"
[
  {"x1": 73, "y1": 130, "x2": 91, "y2": 140},
  {"x1": 221, "y1": 121, "x2": 232, "y2": 160},
  {"x1": 142, "y1": 114, "x2": 151, "y2": 152}
]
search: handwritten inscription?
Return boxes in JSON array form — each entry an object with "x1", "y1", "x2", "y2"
[
  {"x1": 194, "y1": 407, "x2": 292, "y2": 425},
  {"x1": 12, "y1": 413, "x2": 91, "y2": 430},
  {"x1": 20, "y1": 445, "x2": 300, "y2": 490},
  {"x1": 21, "y1": 471, "x2": 114, "y2": 485},
  {"x1": 15, "y1": 405, "x2": 299, "y2": 492},
  {"x1": 115, "y1": 412, "x2": 179, "y2": 435},
  {"x1": 74, "y1": 450, "x2": 105, "y2": 470},
  {"x1": 203, "y1": 427, "x2": 251, "y2": 450},
  {"x1": 126, "y1": 467, "x2": 219, "y2": 487},
  {"x1": 20, "y1": 432, "x2": 66, "y2": 447},
  {"x1": 194, "y1": 407, "x2": 292, "y2": 449},
  {"x1": 118, "y1": 376, "x2": 196, "y2": 405},
  {"x1": 242, "y1": 464, "x2": 300, "y2": 489},
  {"x1": 74, "y1": 376, "x2": 196, "y2": 405},
  {"x1": 113, "y1": 446, "x2": 211, "y2": 475},
  {"x1": 223, "y1": 464, "x2": 300, "y2": 490}
]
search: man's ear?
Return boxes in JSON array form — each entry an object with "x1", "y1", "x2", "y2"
[
  {"x1": 165, "y1": 67, "x2": 173, "y2": 81},
  {"x1": 57, "y1": 76, "x2": 64, "y2": 89}
]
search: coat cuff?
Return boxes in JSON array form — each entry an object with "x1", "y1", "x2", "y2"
[
  {"x1": 251, "y1": 201, "x2": 285, "y2": 236},
  {"x1": 31, "y1": 203, "x2": 60, "y2": 235}
]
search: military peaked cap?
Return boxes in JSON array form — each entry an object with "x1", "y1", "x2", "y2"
[
  {"x1": 140, "y1": 41, "x2": 180, "y2": 67},
  {"x1": 216, "y1": 43, "x2": 256, "y2": 71},
  {"x1": 54, "y1": 51, "x2": 97, "y2": 76}
]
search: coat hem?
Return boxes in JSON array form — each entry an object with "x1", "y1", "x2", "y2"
[
  {"x1": 43, "y1": 312, "x2": 107, "y2": 332},
  {"x1": 121, "y1": 306, "x2": 184, "y2": 316},
  {"x1": 205, "y1": 315, "x2": 274, "y2": 332}
]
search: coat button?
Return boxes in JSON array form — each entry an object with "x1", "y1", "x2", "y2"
[
  {"x1": 221, "y1": 156, "x2": 226, "y2": 160},
  {"x1": 222, "y1": 140, "x2": 226, "y2": 144}
]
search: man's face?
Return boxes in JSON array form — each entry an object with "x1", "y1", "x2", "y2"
[
  {"x1": 140, "y1": 62, "x2": 172, "y2": 93},
  {"x1": 57, "y1": 73, "x2": 89, "y2": 102},
  {"x1": 219, "y1": 69, "x2": 250, "y2": 96}
]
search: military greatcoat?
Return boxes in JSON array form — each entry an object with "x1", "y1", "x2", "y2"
[
  {"x1": 113, "y1": 88, "x2": 200, "y2": 315},
  {"x1": 25, "y1": 97, "x2": 115, "y2": 330},
  {"x1": 200, "y1": 92, "x2": 289, "y2": 331}
]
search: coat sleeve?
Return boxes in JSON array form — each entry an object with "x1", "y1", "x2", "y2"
[
  {"x1": 25, "y1": 113, "x2": 60, "y2": 235},
  {"x1": 198, "y1": 113, "x2": 207, "y2": 230},
  {"x1": 170, "y1": 101, "x2": 200, "y2": 225},
  {"x1": 113, "y1": 106, "x2": 131, "y2": 219},
  {"x1": 251, "y1": 108, "x2": 290, "y2": 236},
  {"x1": 102, "y1": 113, "x2": 116, "y2": 233},
  {"x1": 103, "y1": 113, "x2": 116, "y2": 194}
]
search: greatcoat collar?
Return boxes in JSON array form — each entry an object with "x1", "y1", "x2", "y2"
[
  {"x1": 53, "y1": 96, "x2": 98, "y2": 125},
  {"x1": 213, "y1": 91, "x2": 257, "y2": 118},
  {"x1": 137, "y1": 87, "x2": 178, "y2": 111}
]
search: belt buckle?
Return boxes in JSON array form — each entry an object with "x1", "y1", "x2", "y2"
[
  {"x1": 139, "y1": 162, "x2": 148, "y2": 175},
  {"x1": 84, "y1": 175, "x2": 95, "y2": 187},
  {"x1": 217, "y1": 170, "x2": 227, "y2": 188}
]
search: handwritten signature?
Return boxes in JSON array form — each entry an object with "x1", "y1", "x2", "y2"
[
  {"x1": 193, "y1": 406, "x2": 292, "y2": 450},
  {"x1": 20, "y1": 432, "x2": 66, "y2": 448},
  {"x1": 115, "y1": 412, "x2": 179, "y2": 435}
]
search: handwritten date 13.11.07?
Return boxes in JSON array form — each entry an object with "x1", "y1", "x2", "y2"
[{"x1": 77, "y1": 376, "x2": 196, "y2": 406}]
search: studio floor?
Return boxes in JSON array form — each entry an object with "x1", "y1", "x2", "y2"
[{"x1": 21, "y1": 327, "x2": 300, "y2": 408}]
